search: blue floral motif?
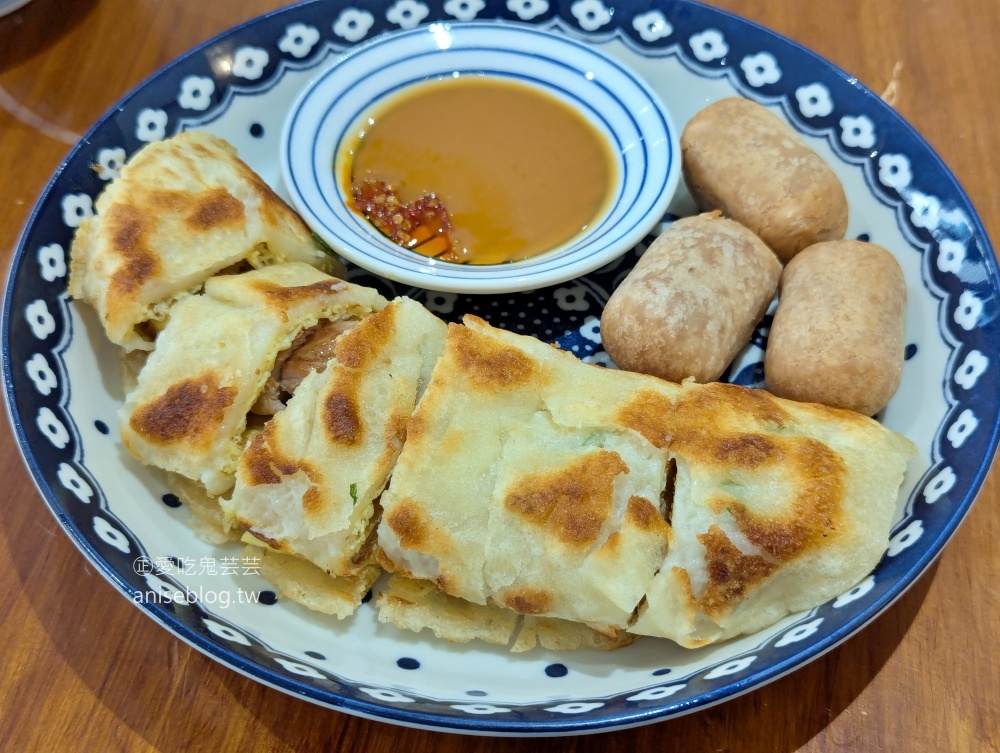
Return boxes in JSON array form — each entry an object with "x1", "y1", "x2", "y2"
[
  {"x1": 57, "y1": 463, "x2": 93, "y2": 503},
  {"x1": 923, "y1": 467, "x2": 956, "y2": 503},
  {"x1": 740, "y1": 52, "x2": 780, "y2": 87},
  {"x1": 386, "y1": 0, "x2": 430, "y2": 29},
  {"x1": 232, "y1": 47, "x2": 269, "y2": 80},
  {"x1": 4, "y1": 0, "x2": 998, "y2": 735},
  {"x1": 689, "y1": 29, "x2": 728, "y2": 62},
  {"x1": 632, "y1": 10, "x2": 672, "y2": 42},
  {"x1": 886, "y1": 520, "x2": 923, "y2": 556},
  {"x1": 144, "y1": 573, "x2": 187, "y2": 603},
  {"x1": 545, "y1": 702, "x2": 605, "y2": 714},
  {"x1": 205, "y1": 618, "x2": 252, "y2": 645},
  {"x1": 908, "y1": 190, "x2": 942, "y2": 231},
  {"x1": 774, "y1": 618, "x2": 823, "y2": 647},
  {"x1": 570, "y1": 0, "x2": 611, "y2": 31},
  {"x1": 450, "y1": 703, "x2": 511, "y2": 714},
  {"x1": 95, "y1": 147, "x2": 126, "y2": 180},
  {"x1": 278, "y1": 23, "x2": 321, "y2": 59},
  {"x1": 177, "y1": 76, "x2": 215, "y2": 110},
  {"x1": 37, "y1": 242, "x2": 66, "y2": 281},
  {"x1": 61, "y1": 193, "x2": 93, "y2": 227},
  {"x1": 36, "y1": 406, "x2": 69, "y2": 447},
  {"x1": 704, "y1": 656, "x2": 756, "y2": 679},
  {"x1": 946, "y1": 409, "x2": 978, "y2": 448},
  {"x1": 25, "y1": 299, "x2": 56, "y2": 338},
  {"x1": 443, "y1": 0, "x2": 484, "y2": 21},
  {"x1": 333, "y1": 8, "x2": 375, "y2": 42},
  {"x1": 625, "y1": 684, "x2": 685, "y2": 701},
  {"x1": 359, "y1": 687, "x2": 417, "y2": 703},
  {"x1": 582, "y1": 350, "x2": 617, "y2": 368},
  {"x1": 424, "y1": 291, "x2": 457, "y2": 314},
  {"x1": 553, "y1": 285, "x2": 589, "y2": 311},
  {"x1": 25, "y1": 353, "x2": 57, "y2": 395},
  {"x1": 135, "y1": 108, "x2": 168, "y2": 142},
  {"x1": 795, "y1": 83, "x2": 833, "y2": 118},
  {"x1": 274, "y1": 657, "x2": 325, "y2": 677},
  {"x1": 954, "y1": 290, "x2": 984, "y2": 331},
  {"x1": 878, "y1": 153, "x2": 912, "y2": 190},
  {"x1": 839, "y1": 114, "x2": 875, "y2": 149},
  {"x1": 833, "y1": 575, "x2": 875, "y2": 607},
  {"x1": 93, "y1": 517, "x2": 130, "y2": 552},
  {"x1": 954, "y1": 350, "x2": 988, "y2": 389},
  {"x1": 579, "y1": 315, "x2": 601, "y2": 343},
  {"x1": 506, "y1": 0, "x2": 548, "y2": 21}
]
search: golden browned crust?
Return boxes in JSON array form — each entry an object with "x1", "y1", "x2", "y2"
[
  {"x1": 502, "y1": 450, "x2": 627, "y2": 548},
  {"x1": 241, "y1": 426, "x2": 303, "y2": 486},
  {"x1": 183, "y1": 186, "x2": 245, "y2": 230},
  {"x1": 625, "y1": 495, "x2": 666, "y2": 532},
  {"x1": 615, "y1": 389, "x2": 675, "y2": 448},
  {"x1": 616, "y1": 382, "x2": 794, "y2": 467},
  {"x1": 251, "y1": 279, "x2": 347, "y2": 311},
  {"x1": 119, "y1": 264, "x2": 386, "y2": 495},
  {"x1": 129, "y1": 373, "x2": 236, "y2": 446},
  {"x1": 697, "y1": 525, "x2": 777, "y2": 619},
  {"x1": 450, "y1": 319, "x2": 535, "y2": 390},
  {"x1": 334, "y1": 303, "x2": 397, "y2": 368},
  {"x1": 727, "y1": 438, "x2": 846, "y2": 561},
  {"x1": 104, "y1": 203, "x2": 162, "y2": 305},
  {"x1": 69, "y1": 132, "x2": 340, "y2": 352},
  {"x1": 322, "y1": 372, "x2": 364, "y2": 446},
  {"x1": 499, "y1": 586, "x2": 554, "y2": 615},
  {"x1": 385, "y1": 499, "x2": 432, "y2": 550}
]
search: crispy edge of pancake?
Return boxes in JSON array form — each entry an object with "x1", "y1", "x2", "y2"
[
  {"x1": 376, "y1": 576, "x2": 518, "y2": 646},
  {"x1": 164, "y1": 471, "x2": 241, "y2": 546},
  {"x1": 376, "y1": 576, "x2": 637, "y2": 652},
  {"x1": 117, "y1": 346, "x2": 148, "y2": 396},
  {"x1": 242, "y1": 545, "x2": 380, "y2": 619},
  {"x1": 511, "y1": 617, "x2": 636, "y2": 653}
]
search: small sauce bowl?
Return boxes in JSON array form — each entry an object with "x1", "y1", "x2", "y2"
[{"x1": 282, "y1": 22, "x2": 680, "y2": 294}]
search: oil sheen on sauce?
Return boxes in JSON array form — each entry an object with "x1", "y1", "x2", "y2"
[{"x1": 342, "y1": 76, "x2": 617, "y2": 265}]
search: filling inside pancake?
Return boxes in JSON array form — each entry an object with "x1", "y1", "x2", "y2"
[
  {"x1": 250, "y1": 319, "x2": 359, "y2": 415},
  {"x1": 119, "y1": 263, "x2": 387, "y2": 497},
  {"x1": 221, "y1": 299, "x2": 448, "y2": 615}
]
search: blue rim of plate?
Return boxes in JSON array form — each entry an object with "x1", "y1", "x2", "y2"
[{"x1": 2, "y1": 0, "x2": 998, "y2": 735}]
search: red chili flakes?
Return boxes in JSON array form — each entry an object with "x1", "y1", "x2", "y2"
[{"x1": 350, "y1": 179, "x2": 459, "y2": 261}]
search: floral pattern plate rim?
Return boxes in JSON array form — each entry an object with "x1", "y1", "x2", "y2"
[{"x1": 3, "y1": 0, "x2": 998, "y2": 736}]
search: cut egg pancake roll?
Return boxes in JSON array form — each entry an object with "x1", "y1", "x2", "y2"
[
  {"x1": 119, "y1": 263, "x2": 385, "y2": 496},
  {"x1": 377, "y1": 316, "x2": 672, "y2": 631},
  {"x1": 377, "y1": 316, "x2": 915, "y2": 648},
  {"x1": 625, "y1": 382, "x2": 916, "y2": 647},
  {"x1": 69, "y1": 131, "x2": 340, "y2": 352},
  {"x1": 223, "y1": 298, "x2": 447, "y2": 580}
]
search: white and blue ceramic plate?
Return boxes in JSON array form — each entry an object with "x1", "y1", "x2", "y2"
[
  {"x1": 3, "y1": 0, "x2": 998, "y2": 736},
  {"x1": 283, "y1": 23, "x2": 679, "y2": 292}
]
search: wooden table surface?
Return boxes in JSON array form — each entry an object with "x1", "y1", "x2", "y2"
[{"x1": 1, "y1": 0, "x2": 997, "y2": 750}]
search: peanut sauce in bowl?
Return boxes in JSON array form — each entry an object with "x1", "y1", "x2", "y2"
[
  {"x1": 341, "y1": 77, "x2": 617, "y2": 266},
  {"x1": 282, "y1": 23, "x2": 679, "y2": 293}
]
